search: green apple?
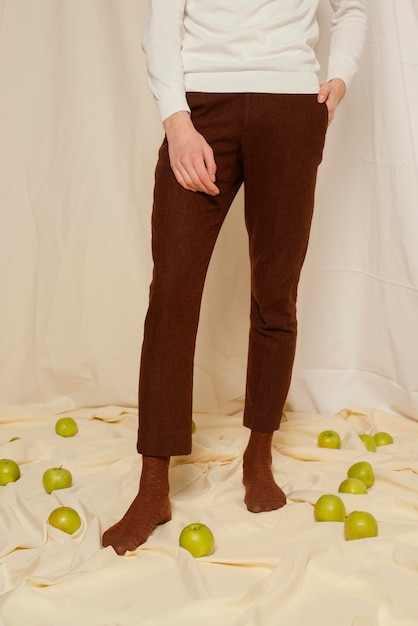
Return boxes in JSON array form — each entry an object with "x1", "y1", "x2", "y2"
[
  {"x1": 338, "y1": 477, "x2": 368, "y2": 494},
  {"x1": 179, "y1": 523, "x2": 215, "y2": 558},
  {"x1": 42, "y1": 466, "x2": 73, "y2": 494},
  {"x1": 344, "y1": 510, "x2": 378, "y2": 540},
  {"x1": 347, "y1": 461, "x2": 375, "y2": 488},
  {"x1": 55, "y1": 417, "x2": 78, "y2": 437},
  {"x1": 48, "y1": 506, "x2": 81, "y2": 534},
  {"x1": 314, "y1": 494, "x2": 346, "y2": 522},
  {"x1": 0, "y1": 458, "x2": 21, "y2": 486},
  {"x1": 373, "y1": 431, "x2": 394, "y2": 446},
  {"x1": 191, "y1": 420, "x2": 196, "y2": 434},
  {"x1": 317, "y1": 430, "x2": 341, "y2": 449},
  {"x1": 359, "y1": 434, "x2": 377, "y2": 452}
]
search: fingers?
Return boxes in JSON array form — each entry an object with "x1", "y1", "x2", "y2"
[
  {"x1": 317, "y1": 83, "x2": 332, "y2": 104},
  {"x1": 202, "y1": 142, "x2": 217, "y2": 185},
  {"x1": 163, "y1": 111, "x2": 219, "y2": 196},
  {"x1": 172, "y1": 149, "x2": 219, "y2": 196},
  {"x1": 317, "y1": 83, "x2": 334, "y2": 125},
  {"x1": 317, "y1": 79, "x2": 347, "y2": 126},
  {"x1": 167, "y1": 137, "x2": 219, "y2": 196}
]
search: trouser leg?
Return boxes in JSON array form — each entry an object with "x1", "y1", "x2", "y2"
[
  {"x1": 137, "y1": 94, "x2": 244, "y2": 456},
  {"x1": 242, "y1": 94, "x2": 328, "y2": 432}
]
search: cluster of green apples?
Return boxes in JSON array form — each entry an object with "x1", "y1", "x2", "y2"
[
  {"x1": 314, "y1": 460, "x2": 378, "y2": 540},
  {"x1": 315, "y1": 428, "x2": 394, "y2": 538},
  {"x1": 339, "y1": 460, "x2": 375, "y2": 494},
  {"x1": 358, "y1": 431, "x2": 393, "y2": 451},
  {"x1": 0, "y1": 417, "x2": 81, "y2": 535},
  {"x1": 2, "y1": 416, "x2": 205, "y2": 545},
  {"x1": 317, "y1": 429, "x2": 394, "y2": 450}
]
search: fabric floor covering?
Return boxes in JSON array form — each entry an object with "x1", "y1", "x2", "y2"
[{"x1": 1, "y1": 405, "x2": 418, "y2": 626}]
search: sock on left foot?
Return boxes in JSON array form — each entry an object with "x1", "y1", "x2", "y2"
[{"x1": 243, "y1": 431, "x2": 286, "y2": 513}]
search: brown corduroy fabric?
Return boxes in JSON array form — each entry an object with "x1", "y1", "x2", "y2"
[{"x1": 137, "y1": 93, "x2": 328, "y2": 457}]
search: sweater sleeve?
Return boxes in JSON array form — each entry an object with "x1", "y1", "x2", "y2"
[
  {"x1": 327, "y1": 0, "x2": 368, "y2": 88},
  {"x1": 142, "y1": 0, "x2": 189, "y2": 122}
]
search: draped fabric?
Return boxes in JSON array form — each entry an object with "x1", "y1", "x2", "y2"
[
  {"x1": 1, "y1": 406, "x2": 418, "y2": 625},
  {"x1": 291, "y1": 0, "x2": 418, "y2": 421},
  {"x1": 1, "y1": 1, "x2": 417, "y2": 420},
  {"x1": 1, "y1": 2, "x2": 418, "y2": 624}
]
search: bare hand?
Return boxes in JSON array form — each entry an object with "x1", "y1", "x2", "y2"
[
  {"x1": 317, "y1": 78, "x2": 347, "y2": 125},
  {"x1": 163, "y1": 111, "x2": 219, "y2": 196}
]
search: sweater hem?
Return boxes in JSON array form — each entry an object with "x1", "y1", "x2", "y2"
[{"x1": 184, "y1": 70, "x2": 320, "y2": 95}]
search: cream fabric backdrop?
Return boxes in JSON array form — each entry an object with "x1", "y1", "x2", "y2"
[
  {"x1": 293, "y1": 0, "x2": 418, "y2": 420},
  {"x1": 2, "y1": 3, "x2": 418, "y2": 626},
  {"x1": 1, "y1": 0, "x2": 417, "y2": 420}
]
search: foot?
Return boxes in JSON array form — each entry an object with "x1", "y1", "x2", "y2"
[
  {"x1": 102, "y1": 456, "x2": 171, "y2": 555},
  {"x1": 243, "y1": 431, "x2": 286, "y2": 513}
]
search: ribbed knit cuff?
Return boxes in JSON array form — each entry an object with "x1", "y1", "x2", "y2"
[
  {"x1": 327, "y1": 55, "x2": 359, "y2": 89},
  {"x1": 156, "y1": 90, "x2": 191, "y2": 122}
]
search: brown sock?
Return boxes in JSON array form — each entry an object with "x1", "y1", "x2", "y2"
[
  {"x1": 242, "y1": 431, "x2": 286, "y2": 513},
  {"x1": 102, "y1": 455, "x2": 171, "y2": 555}
]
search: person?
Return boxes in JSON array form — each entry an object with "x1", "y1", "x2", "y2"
[{"x1": 102, "y1": 0, "x2": 367, "y2": 555}]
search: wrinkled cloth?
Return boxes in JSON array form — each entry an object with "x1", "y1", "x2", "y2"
[{"x1": 1, "y1": 405, "x2": 418, "y2": 625}]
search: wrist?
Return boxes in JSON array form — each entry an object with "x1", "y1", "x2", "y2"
[
  {"x1": 328, "y1": 78, "x2": 346, "y2": 102},
  {"x1": 163, "y1": 110, "x2": 192, "y2": 135}
]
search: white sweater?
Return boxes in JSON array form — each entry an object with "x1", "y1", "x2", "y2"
[{"x1": 142, "y1": 0, "x2": 367, "y2": 121}]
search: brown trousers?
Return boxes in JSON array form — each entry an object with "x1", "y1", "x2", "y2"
[{"x1": 137, "y1": 93, "x2": 328, "y2": 456}]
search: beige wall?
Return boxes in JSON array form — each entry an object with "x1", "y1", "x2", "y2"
[{"x1": 0, "y1": 0, "x2": 417, "y2": 420}]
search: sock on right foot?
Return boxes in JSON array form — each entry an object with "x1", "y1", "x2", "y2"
[{"x1": 102, "y1": 455, "x2": 171, "y2": 555}]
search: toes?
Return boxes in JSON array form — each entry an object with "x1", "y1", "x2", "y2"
[
  {"x1": 114, "y1": 543, "x2": 128, "y2": 556},
  {"x1": 246, "y1": 501, "x2": 285, "y2": 513},
  {"x1": 244, "y1": 488, "x2": 287, "y2": 513},
  {"x1": 102, "y1": 533, "x2": 134, "y2": 555},
  {"x1": 245, "y1": 499, "x2": 278, "y2": 513},
  {"x1": 247, "y1": 503, "x2": 263, "y2": 513}
]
